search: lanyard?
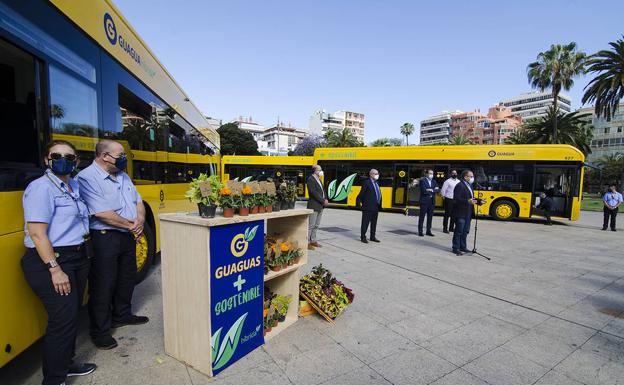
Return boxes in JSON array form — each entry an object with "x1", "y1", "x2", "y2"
[{"x1": 45, "y1": 172, "x2": 90, "y2": 236}]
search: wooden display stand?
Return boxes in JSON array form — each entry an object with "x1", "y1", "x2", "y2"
[{"x1": 159, "y1": 208, "x2": 312, "y2": 376}]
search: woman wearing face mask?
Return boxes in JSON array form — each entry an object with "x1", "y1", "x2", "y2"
[{"x1": 21, "y1": 140, "x2": 97, "y2": 385}]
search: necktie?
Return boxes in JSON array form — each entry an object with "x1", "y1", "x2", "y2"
[{"x1": 374, "y1": 180, "x2": 380, "y2": 203}]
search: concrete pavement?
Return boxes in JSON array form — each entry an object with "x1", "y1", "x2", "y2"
[{"x1": 2, "y1": 206, "x2": 623, "y2": 385}]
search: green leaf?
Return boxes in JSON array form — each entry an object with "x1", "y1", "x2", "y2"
[
  {"x1": 246, "y1": 225, "x2": 259, "y2": 241},
  {"x1": 210, "y1": 327, "x2": 222, "y2": 364},
  {"x1": 213, "y1": 313, "x2": 248, "y2": 371},
  {"x1": 332, "y1": 173, "x2": 358, "y2": 201},
  {"x1": 327, "y1": 179, "x2": 337, "y2": 200}
]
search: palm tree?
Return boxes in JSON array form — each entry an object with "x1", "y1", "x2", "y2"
[
  {"x1": 50, "y1": 104, "x2": 65, "y2": 130},
  {"x1": 582, "y1": 36, "x2": 624, "y2": 120},
  {"x1": 527, "y1": 42, "x2": 586, "y2": 141},
  {"x1": 595, "y1": 153, "x2": 624, "y2": 186},
  {"x1": 399, "y1": 122, "x2": 415, "y2": 145},
  {"x1": 369, "y1": 137, "x2": 403, "y2": 147},
  {"x1": 519, "y1": 106, "x2": 593, "y2": 155},
  {"x1": 449, "y1": 135, "x2": 471, "y2": 145},
  {"x1": 505, "y1": 128, "x2": 532, "y2": 144},
  {"x1": 324, "y1": 128, "x2": 363, "y2": 148}
]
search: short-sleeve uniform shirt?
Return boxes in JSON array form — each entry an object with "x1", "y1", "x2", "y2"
[
  {"x1": 23, "y1": 170, "x2": 90, "y2": 248},
  {"x1": 77, "y1": 162, "x2": 142, "y2": 231}
]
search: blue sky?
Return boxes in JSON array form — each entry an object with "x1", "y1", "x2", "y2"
[{"x1": 115, "y1": 0, "x2": 623, "y2": 143}]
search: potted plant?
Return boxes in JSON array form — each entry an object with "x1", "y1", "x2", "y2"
[
  {"x1": 278, "y1": 182, "x2": 289, "y2": 210},
  {"x1": 272, "y1": 193, "x2": 281, "y2": 212},
  {"x1": 279, "y1": 242, "x2": 291, "y2": 269},
  {"x1": 263, "y1": 318, "x2": 272, "y2": 335},
  {"x1": 265, "y1": 194, "x2": 274, "y2": 213},
  {"x1": 240, "y1": 185, "x2": 253, "y2": 216},
  {"x1": 257, "y1": 194, "x2": 265, "y2": 214},
  {"x1": 218, "y1": 187, "x2": 237, "y2": 218},
  {"x1": 269, "y1": 251, "x2": 283, "y2": 272},
  {"x1": 271, "y1": 295, "x2": 291, "y2": 322},
  {"x1": 286, "y1": 182, "x2": 297, "y2": 209},
  {"x1": 185, "y1": 173, "x2": 223, "y2": 218}
]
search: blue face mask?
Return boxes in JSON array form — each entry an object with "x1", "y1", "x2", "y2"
[
  {"x1": 48, "y1": 158, "x2": 77, "y2": 175},
  {"x1": 108, "y1": 153, "x2": 128, "y2": 170}
]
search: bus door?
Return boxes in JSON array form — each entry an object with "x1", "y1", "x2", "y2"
[
  {"x1": 392, "y1": 164, "x2": 435, "y2": 207},
  {"x1": 533, "y1": 165, "x2": 579, "y2": 219}
]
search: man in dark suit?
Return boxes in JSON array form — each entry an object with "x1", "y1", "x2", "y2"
[
  {"x1": 417, "y1": 169, "x2": 439, "y2": 236},
  {"x1": 306, "y1": 165, "x2": 327, "y2": 250},
  {"x1": 452, "y1": 170, "x2": 477, "y2": 255},
  {"x1": 356, "y1": 169, "x2": 382, "y2": 243},
  {"x1": 533, "y1": 192, "x2": 553, "y2": 225}
]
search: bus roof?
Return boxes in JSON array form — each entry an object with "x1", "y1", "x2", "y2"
[
  {"x1": 49, "y1": 0, "x2": 219, "y2": 149},
  {"x1": 222, "y1": 155, "x2": 314, "y2": 166},
  {"x1": 314, "y1": 144, "x2": 585, "y2": 162}
]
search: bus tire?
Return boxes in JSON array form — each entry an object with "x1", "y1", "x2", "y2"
[
  {"x1": 490, "y1": 199, "x2": 517, "y2": 221},
  {"x1": 135, "y1": 221, "x2": 156, "y2": 283}
]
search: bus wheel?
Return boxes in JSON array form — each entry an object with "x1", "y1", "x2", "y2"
[
  {"x1": 135, "y1": 221, "x2": 156, "y2": 283},
  {"x1": 490, "y1": 200, "x2": 517, "y2": 221}
]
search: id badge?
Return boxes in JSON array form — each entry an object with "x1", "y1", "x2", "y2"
[{"x1": 83, "y1": 233, "x2": 95, "y2": 259}]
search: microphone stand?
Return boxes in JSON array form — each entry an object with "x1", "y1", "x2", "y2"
[{"x1": 471, "y1": 191, "x2": 491, "y2": 261}]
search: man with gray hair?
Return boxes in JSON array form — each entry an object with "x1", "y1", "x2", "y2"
[
  {"x1": 306, "y1": 165, "x2": 328, "y2": 250},
  {"x1": 356, "y1": 169, "x2": 382, "y2": 243}
]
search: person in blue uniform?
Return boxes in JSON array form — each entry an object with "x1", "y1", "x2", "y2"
[
  {"x1": 21, "y1": 140, "x2": 96, "y2": 385},
  {"x1": 603, "y1": 183, "x2": 623, "y2": 231},
  {"x1": 77, "y1": 140, "x2": 148, "y2": 350}
]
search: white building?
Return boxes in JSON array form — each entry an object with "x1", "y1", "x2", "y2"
[
  {"x1": 309, "y1": 109, "x2": 365, "y2": 142},
  {"x1": 578, "y1": 104, "x2": 624, "y2": 163},
  {"x1": 419, "y1": 111, "x2": 461, "y2": 145},
  {"x1": 499, "y1": 91, "x2": 572, "y2": 121},
  {"x1": 262, "y1": 123, "x2": 309, "y2": 156},
  {"x1": 230, "y1": 116, "x2": 271, "y2": 154}
]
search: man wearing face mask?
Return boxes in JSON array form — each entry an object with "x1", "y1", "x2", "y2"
[
  {"x1": 306, "y1": 165, "x2": 328, "y2": 249},
  {"x1": 77, "y1": 140, "x2": 148, "y2": 350},
  {"x1": 356, "y1": 169, "x2": 382, "y2": 243},
  {"x1": 440, "y1": 170, "x2": 460, "y2": 233},
  {"x1": 451, "y1": 170, "x2": 478, "y2": 255},
  {"x1": 417, "y1": 169, "x2": 439, "y2": 236},
  {"x1": 602, "y1": 183, "x2": 622, "y2": 231}
]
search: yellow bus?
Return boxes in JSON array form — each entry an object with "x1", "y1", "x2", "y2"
[
  {"x1": 221, "y1": 155, "x2": 313, "y2": 198},
  {"x1": 314, "y1": 145, "x2": 584, "y2": 221},
  {"x1": 0, "y1": 0, "x2": 218, "y2": 367}
]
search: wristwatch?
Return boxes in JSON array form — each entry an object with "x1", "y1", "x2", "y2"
[{"x1": 46, "y1": 259, "x2": 59, "y2": 269}]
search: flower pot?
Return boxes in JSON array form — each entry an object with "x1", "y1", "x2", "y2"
[
  {"x1": 281, "y1": 263, "x2": 288, "y2": 269},
  {"x1": 278, "y1": 315, "x2": 286, "y2": 322},
  {"x1": 288, "y1": 200, "x2": 296, "y2": 209},
  {"x1": 239, "y1": 207, "x2": 249, "y2": 216},
  {"x1": 222, "y1": 208, "x2": 234, "y2": 218},
  {"x1": 251, "y1": 206, "x2": 259, "y2": 214},
  {"x1": 265, "y1": 205, "x2": 273, "y2": 213},
  {"x1": 258, "y1": 206, "x2": 266, "y2": 214},
  {"x1": 270, "y1": 265, "x2": 282, "y2": 272},
  {"x1": 272, "y1": 319, "x2": 278, "y2": 327},
  {"x1": 281, "y1": 200, "x2": 288, "y2": 210},
  {"x1": 198, "y1": 203, "x2": 216, "y2": 218},
  {"x1": 287, "y1": 259, "x2": 294, "y2": 266},
  {"x1": 273, "y1": 203, "x2": 281, "y2": 212}
]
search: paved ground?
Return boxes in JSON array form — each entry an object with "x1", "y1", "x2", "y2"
[{"x1": 2, "y1": 207, "x2": 623, "y2": 385}]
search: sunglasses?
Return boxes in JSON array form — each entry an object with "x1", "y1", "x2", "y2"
[{"x1": 49, "y1": 153, "x2": 77, "y2": 161}]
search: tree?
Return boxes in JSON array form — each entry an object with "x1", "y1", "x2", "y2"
[
  {"x1": 505, "y1": 128, "x2": 533, "y2": 144},
  {"x1": 449, "y1": 135, "x2": 471, "y2": 145},
  {"x1": 369, "y1": 137, "x2": 403, "y2": 147},
  {"x1": 516, "y1": 107, "x2": 593, "y2": 155},
  {"x1": 595, "y1": 152, "x2": 624, "y2": 187},
  {"x1": 217, "y1": 123, "x2": 260, "y2": 155},
  {"x1": 324, "y1": 128, "x2": 364, "y2": 148},
  {"x1": 582, "y1": 36, "x2": 624, "y2": 120},
  {"x1": 292, "y1": 135, "x2": 325, "y2": 156},
  {"x1": 399, "y1": 122, "x2": 415, "y2": 145},
  {"x1": 50, "y1": 104, "x2": 65, "y2": 130},
  {"x1": 527, "y1": 42, "x2": 586, "y2": 141}
]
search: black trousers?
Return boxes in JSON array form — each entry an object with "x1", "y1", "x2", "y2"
[
  {"x1": 89, "y1": 230, "x2": 137, "y2": 338},
  {"x1": 361, "y1": 210, "x2": 379, "y2": 239},
  {"x1": 603, "y1": 207, "x2": 618, "y2": 230},
  {"x1": 418, "y1": 202, "x2": 434, "y2": 234},
  {"x1": 443, "y1": 198, "x2": 455, "y2": 231},
  {"x1": 21, "y1": 247, "x2": 89, "y2": 385},
  {"x1": 533, "y1": 207, "x2": 552, "y2": 224}
]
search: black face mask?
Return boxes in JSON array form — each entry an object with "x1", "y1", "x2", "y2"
[{"x1": 451, "y1": 175, "x2": 457, "y2": 179}]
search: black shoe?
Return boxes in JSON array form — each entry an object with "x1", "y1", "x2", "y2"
[
  {"x1": 92, "y1": 335, "x2": 117, "y2": 350},
  {"x1": 449, "y1": 227, "x2": 455, "y2": 232},
  {"x1": 612, "y1": 229, "x2": 617, "y2": 232},
  {"x1": 361, "y1": 237, "x2": 368, "y2": 243},
  {"x1": 442, "y1": 229, "x2": 449, "y2": 234},
  {"x1": 112, "y1": 315, "x2": 149, "y2": 328},
  {"x1": 460, "y1": 248, "x2": 470, "y2": 253},
  {"x1": 426, "y1": 232, "x2": 435, "y2": 237},
  {"x1": 67, "y1": 362, "x2": 97, "y2": 377},
  {"x1": 545, "y1": 222, "x2": 553, "y2": 226},
  {"x1": 418, "y1": 233, "x2": 424, "y2": 237},
  {"x1": 602, "y1": 227, "x2": 607, "y2": 230},
  {"x1": 452, "y1": 250, "x2": 464, "y2": 256},
  {"x1": 370, "y1": 237, "x2": 380, "y2": 242}
]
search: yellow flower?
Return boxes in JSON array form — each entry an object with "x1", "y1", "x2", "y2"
[
  {"x1": 220, "y1": 187, "x2": 231, "y2": 196},
  {"x1": 242, "y1": 186, "x2": 252, "y2": 195},
  {"x1": 280, "y1": 243, "x2": 290, "y2": 252}
]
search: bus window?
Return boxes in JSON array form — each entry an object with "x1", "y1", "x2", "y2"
[
  {"x1": 534, "y1": 165, "x2": 578, "y2": 217},
  {"x1": 480, "y1": 161, "x2": 533, "y2": 192},
  {"x1": 115, "y1": 85, "x2": 156, "y2": 152},
  {"x1": 0, "y1": 38, "x2": 42, "y2": 191},
  {"x1": 49, "y1": 65, "x2": 98, "y2": 137}
]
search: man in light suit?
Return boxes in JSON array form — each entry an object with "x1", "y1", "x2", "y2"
[
  {"x1": 417, "y1": 169, "x2": 439, "y2": 236},
  {"x1": 356, "y1": 169, "x2": 382, "y2": 243},
  {"x1": 306, "y1": 165, "x2": 327, "y2": 250}
]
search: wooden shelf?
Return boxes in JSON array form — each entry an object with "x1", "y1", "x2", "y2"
[
  {"x1": 264, "y1": 315, "x2": 297, "y2": 341},
  {"x1": 264, "y1": 262, "x2": 303, "y2": 282},
  {"x1": 160, "y1": 208, "x2": 313, "y2": 227}
]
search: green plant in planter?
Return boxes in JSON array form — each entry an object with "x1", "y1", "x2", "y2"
[
  {"x1": 286, "y1": 182, "x2": 297, "y2": 201},
  {"x1": 217, "y1": 187, "x2": 238, "y2": 209},
  {"x1": 271, "y1": 295, "x2": 291, "y2": 321},
  {"x1": 185, "y1": 173, "x2": 223, "y2": 206}
]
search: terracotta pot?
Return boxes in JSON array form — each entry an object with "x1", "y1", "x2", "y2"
[
  {"x1": 222, "y1": 208, "x2": 234, "y2": 218},
  {"x1": 281, "y1": 263, "x2": 288, "y2": 269},
  {"x1": 288, "y1": 259, "x2": 294, "y2": 266},
  {"x1": 270, "y1": 265, "x2": 282, "y2": 272},
  {"x1": 239, "y1": 207, "x2": 249, "y2": 216},
  {"x1": 265, "y1": 326, "x2": 272, "y2": 333},
  {"x1": 265, "y1": 205, "x2": 273, "y2": 213},
  {"x1": 272, "y1": 319, "x2": 278, "y2": 327},
  {"x1": 250, "y1": 206, "x2": 259, "y2": 214},
  {"x1": 258, "y1": 206, "x2": 266, "y2": 214}
]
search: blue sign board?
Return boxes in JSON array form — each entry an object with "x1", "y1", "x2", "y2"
[{"x1": 209, "y1": 220, "x2": 265, "y2": 375}]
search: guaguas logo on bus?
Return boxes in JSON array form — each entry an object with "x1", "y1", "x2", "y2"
[
  {"x1": 488, "y1": 150, "x2": 496, "y2": 157},
  {"x1": 102, "y1": 12, "x2": 141, "y2": 65},
  {"x1": 103, "y1": 13, "x2": 117, "y2": 44}
]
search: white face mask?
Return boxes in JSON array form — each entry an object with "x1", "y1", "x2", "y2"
[
  {"x1": 427, "y1": 174, "x2": 433, "y2": 179},
  {"x1": 468, "y1": 177, "x2": 475, "y2": 184},
  {"x1": 318, "y1": 171, "x2": 324, "y2": 177},
  {"x1": 373, "y1": 175, "x2": 379, "y2": 180}
]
